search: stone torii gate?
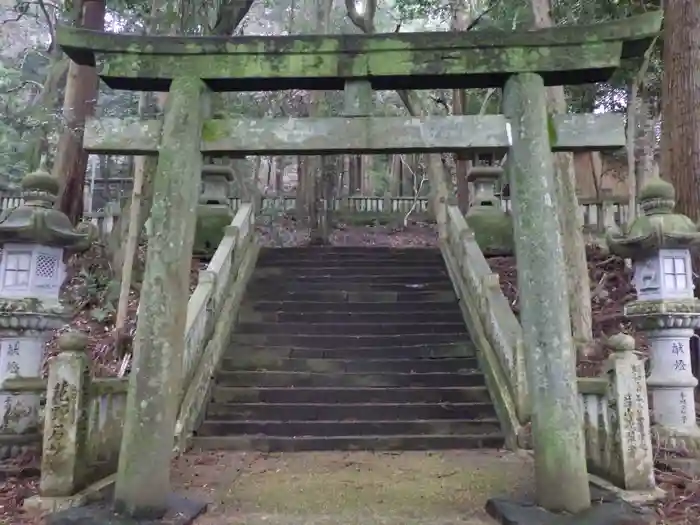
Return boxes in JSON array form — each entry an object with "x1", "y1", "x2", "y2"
[{"x1": 56, "y1": 11, "x2": 661, "y2": 519}]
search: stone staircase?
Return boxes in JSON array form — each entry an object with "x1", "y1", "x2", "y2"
[{"x1": 193, "y1": 246, "x2": 505, "y2": 451}]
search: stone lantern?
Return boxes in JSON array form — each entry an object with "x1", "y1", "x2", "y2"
[
  {"x1": 0, "y1": 168, "x2": 91, "y2": 458},
  {"x1": 465, "y1": 164, "x2": 514, "y2": 256},
  {"x1": 607, "y1": 178, "x2": 700, "y2": 435},
  {"x1": 193, "y1": 164, "x2": 235, "y2": 257}
]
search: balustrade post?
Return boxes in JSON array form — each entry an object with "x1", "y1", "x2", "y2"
[
  {"x1": 38, "y1": 331, "x2": 91, "y2": 498},
  {"x1": 382, "y1": 191, "x2": 392, "y2": 213},
  {"x1": 604, "y1": 334, "x2": 655, "y2": 490}
]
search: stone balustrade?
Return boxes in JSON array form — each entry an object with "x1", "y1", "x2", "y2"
[
  {"x1": 14, "y1": 332, "x2": 129, "y2": 509},
  {"x1": 442, "y1": 204, "x2": 529, "y2": 449},
  {"x1": 442, "y1": 202, "x2": 656, "y2": 492},
  {"x1": 577, "y1": 334, "x2": 654, "y2": 491},
  {"x1": 174, "y1": 201, "x2": 260, "y2": 451}
]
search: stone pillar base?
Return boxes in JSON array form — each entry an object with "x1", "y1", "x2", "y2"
[{"x1": 0, "y1": 432, "x2": 40, "y2": 460}]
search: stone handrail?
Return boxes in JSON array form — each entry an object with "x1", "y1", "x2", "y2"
[
  {"x1": 174, "y1": 202, "x2": 260, "y2": 451},
  {"x1": 181, "y1": 202, "x2": 255, "y2": 392},
  {"x1": 576, "y1": 338, "x2": 655, "y2": 491},
  {"x1": 441, "y1": 204, "x2": 529, "y2": 448}
]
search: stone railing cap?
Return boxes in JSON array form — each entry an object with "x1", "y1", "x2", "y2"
[
  {"x1": 606, "y1": 333, "x2": 635, "y2": 353},
  {"x1": 57, "y1": 330, "x2": 89, "y2": 353}
]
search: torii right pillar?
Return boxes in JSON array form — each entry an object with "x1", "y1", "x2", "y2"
[{"x1": 502, "y1": 73, "x2": 590, "y2": 513}]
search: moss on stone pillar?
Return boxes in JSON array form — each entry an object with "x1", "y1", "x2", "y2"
[
  {"x1": 502, "y1": 72, "x2": 590, "y2": 513},
  {"x1": 113, "y1": 75, "x2": 206, "y2": 520}
]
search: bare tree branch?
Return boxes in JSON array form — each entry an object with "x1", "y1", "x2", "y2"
[
  {"x1": 466, "y1": 1, "x2": 498, "y2": 30},
  {"x1": 0, "y1": 80, "x2": 43, "y2": 94}
]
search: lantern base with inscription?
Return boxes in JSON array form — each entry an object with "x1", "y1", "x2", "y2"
[
  {"x1": 0, "y1": 308, "x2": 69, "y2": 459},
  {"x1": 0, "y1": 168, "x2": 91, "y2": 459},
  {"x1": 625, "y1": 300, "x2": 700, "y2": 431}
]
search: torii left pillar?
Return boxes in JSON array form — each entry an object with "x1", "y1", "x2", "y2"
[{"x1": 114, "y1": 76, "x2": 206, "y2": 519}]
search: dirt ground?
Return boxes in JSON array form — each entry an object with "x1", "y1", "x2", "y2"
[{"x1": 171, "y1": 449, "x2": 535, "y2": 525}]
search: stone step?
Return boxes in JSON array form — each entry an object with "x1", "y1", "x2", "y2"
[
  {"x1": 251, "y1": 274, "x2": 452, "y2": 285},
  {"x1": 224, "y1": 342, "x2": 476, "y2": 360},
  {"x1": 259, "y1": 247, "x2": 441, "y2": 255},
  {"x1": 197, "y1": 418, "x2": 502, "y2": 438},
  {"x1": 205, "y1": 401, "x2": 497, "y2": 421},
  {"x1": 215, "y1": 371, "x2": 485, "y2": 388},
  {"x1": 254, "y1": 266, "x2": 450, "y2": 278},
  {"x1": 257, "y1": 247, "x2": 443, "y2": 262},
  {"x1": 239, "y1": 310, "x2": 465, "y2": 324},
  {"x1": 210, "y1": 386, "x2": 491, "y2": 405},
  {"x1": 236, "y1": 322, "x2": 466, "y2": 336},
  {"x1": 247, "y1": 300, "x2": 461, "y2": 314},
  {"x1": 258, "y1": 258, "x2": 445, "y2": 268},
  {"x1": 192, "y1": 433, "x2": 505, "y2": 452},
  {"x1": 247, "y1": 281, "x2": 454, "y2": 293},
  {"x1": 230, "y1": 332, "x2": 468, "y2": 348},
  {"x1": 220, "y1": 356, "x2": 479, "y2": 374},
  {"x1": 245, "y1": 289, "x2": 457, "y2": 302}
]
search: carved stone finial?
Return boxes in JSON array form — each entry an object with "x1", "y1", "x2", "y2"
[
  {"x1": 607, "y1": 333, "x2": 635, "y2": 354},
  {"x1": 20, "y1": 168, "x2": 60, "y2": 208},
  {"x1": 57, "y1": 330, "x2": 88, "y2": 353},
  {"x1": 606, "y1": 177, "x2": 700, "y2": 259},
  {"x1": 638, "y1": 177, "x2": 675, "y2": 215}
]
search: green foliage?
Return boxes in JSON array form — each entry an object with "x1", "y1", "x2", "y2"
[
  {"x1": 393, "y1": 0, "x2": 447, "y2": 21},
  {"x1": 0, "y1": 64, "x2": 31, "y2": 185}
]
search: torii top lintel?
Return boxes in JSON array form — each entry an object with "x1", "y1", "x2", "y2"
[{"x1": 56, "y1": 11, "x2": 661, "y2": 92}]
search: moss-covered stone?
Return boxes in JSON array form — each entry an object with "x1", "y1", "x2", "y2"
[
  {"x1": 85, "y1": 113, "x2": 625, "y2": 157},
  {"x1": 465, "y1": 206, "x2": 514, "y2": 257},
  {"x1": 56, "y1": 12, "x2": 661, "y2": 92},
  {"x1": 465, "y1": 166, "x2": 514, "y2": 256},
  {"x1": 193, "y1": 205, "x2": 234, "y2": 257},
  {"x1": 607, "y1": 177, "x2": 700, "y2": 259}
]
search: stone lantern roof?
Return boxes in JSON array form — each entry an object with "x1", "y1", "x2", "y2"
[
  {"x1": 0, "y1": 168, "x2": 91, "y2": 250},
  {"x1": 607, "y1": 178, "x2": 700, "y2": 259},
  {"x1": 465, "y1": 165, "x2": 514, "y2": 256}
]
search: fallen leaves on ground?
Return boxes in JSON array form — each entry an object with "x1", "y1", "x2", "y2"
[{"x1": 653, "y1": 457, "x2": 700, "y2": 525}]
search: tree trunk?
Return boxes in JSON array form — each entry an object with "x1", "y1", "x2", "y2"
[
  {"x1": 362, "y1": 155, "x2": 372, "y2": 195},
  {"x1": 274, "y1": 157, "x2": 284, "y2": 193},
  {"x1": 24, "y1": 55, "x2": 69, "y2": 172},
  {"x1": 296, "y1": 156, "x2": 306, "y2": 217},
  {"x1": 54, "y1": 0, "x2": 105, "y2": 225},
  {"x1": 661, "y1": 0, "x2": 700, "y2": 221},
  {"x1": 636, "y1": 102, "x2": 657, "y2": 190},
  {"x1": 307, "y1": 0, "x2": 334, "y2": 243},
  {"x1": 450, "y1": 0, "x2": 471, "y2": 212},
  {"x1": 529, "y1": 0, "x2": 593, "y2": 360},
  {"x1": 345, "y1": 0, "x2": 450, "y2": 236},
  {"x1": 389, "y1": 155, "x2": 401, "y2": 196},
  {"x1": 627, "y1": 36, "x2": 658, "y2": 223}
]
